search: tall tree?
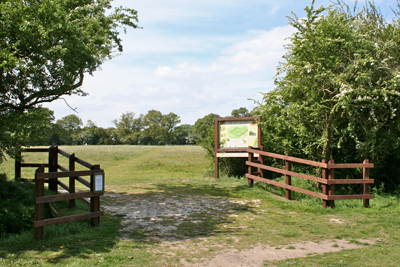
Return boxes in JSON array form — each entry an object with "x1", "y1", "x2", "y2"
[
  {"x1": 256, "y1": 0, "x2": 400, "y2": 189},
  {"x1": 161, "y1": 112, "x2": 181, "y2": 144},
  {"x1": 142, "y1": 110, "x2": 164, "y2": 145},
  {"x1": 56, "y1": 114, "x2": 83, "y2": 132},
  {"x1": 192, "y1": 113, "x2": 220, "y2": 141},
  {"x1": 113, "y1": 111, "x2": 143, "y2": 144},
  {"x1": 0, "y1": 0, "x2": 138, "y2": 112},
  {"x1": 0, "y1": 0, "x2": 138, "y2": 162}
]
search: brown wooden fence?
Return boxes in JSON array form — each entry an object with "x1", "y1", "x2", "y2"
[
  {"x1": 246, "y1": 147, "x2": 374, "y2": 208},
  {"x1": 15, "y1": 146, "x2": 104, "y2": 239}
]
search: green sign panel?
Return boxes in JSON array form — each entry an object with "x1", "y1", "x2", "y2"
[{"x1": 219, "y1": 120, "x2": 258, "y2": 148}]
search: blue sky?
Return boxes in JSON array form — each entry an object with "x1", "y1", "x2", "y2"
[{"x1": 43, "y1": 0, "x2": 397, "y2": 128}]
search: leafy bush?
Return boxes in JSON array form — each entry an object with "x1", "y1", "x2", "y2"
[
  {"x1": 0, "y1": 174, "x2": 36, "y2": 236},
  {"x1": 198, "y1": 127, "x2": 248, "y2": 178}
]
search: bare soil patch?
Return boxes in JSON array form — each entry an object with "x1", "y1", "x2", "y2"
[{"x1": 102, "y1": 192, "x2": 378, "y2": 267}]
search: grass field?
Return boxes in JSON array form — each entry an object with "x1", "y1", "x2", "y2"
[{"x1": 1, "y1": 145, "x2": 400, "y2": 266}]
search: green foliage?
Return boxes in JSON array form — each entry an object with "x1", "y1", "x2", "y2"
[
  {"x1": 56, "y1": 114, "x2": 83, "y2": 132},
  {"x1": 255, "y1": 0, "x2": 400, "y2": 190},
  {"x1": 0, "y1": 0, "x2": 138, "y2": 161},
  {"x1": 197, "y1": 115, "x2": 247, "y2": 178},
  {"x1": 0, "y1": 174, "x2": 35, "y2": 236},
  {"x1": 113, "y1": 111, "x2": 144, "y2": 144},
  {"x1": 0, "y1": 0, "x2": 138, "y2": 111},
  {"x1": 112, "y1": 110, "x2": 182, "y2": 145},
  {"x1": 231, "y1": 107, "x2": 250, "y2": 117},
  {"x1": 193, "y1": 113, "x2": 220, "y2": 141},
  {"x1": 0, "y1": 107, "x2": 54, "y2": 163}
]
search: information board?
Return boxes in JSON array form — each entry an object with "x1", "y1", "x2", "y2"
[
  {"x1": 214, "y1": 117, "x2": 261, "y2": 178},
  {"x1": 218, "y1": 120, "x2": 258, "y2": 149}
]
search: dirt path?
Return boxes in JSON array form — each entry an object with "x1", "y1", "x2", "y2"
[{"x1": 102, "y1": 192, "x2": 377, "y2": 267}]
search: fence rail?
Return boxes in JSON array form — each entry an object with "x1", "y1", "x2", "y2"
[
  {"x1": 15, "y1": 146, "x2": 104, "y2": 239},
  {"x1": 246, "y1": 147, "x2": 374, "y2": 208}
]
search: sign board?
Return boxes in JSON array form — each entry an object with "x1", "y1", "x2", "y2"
[
  {"x1": 218, "y1": 120, "x2": 259, "y2": 149},
  {"x1": 91, "y1": 172, "x2": 104, "y2": 193},
  {"x1": 214, "y1": 117, "x2": 261, "y2": 178}
]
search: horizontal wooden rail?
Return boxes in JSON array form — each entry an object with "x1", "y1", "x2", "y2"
[
  {"x1": 246, "y1": 147, "x2": 374, "y2": 208},
  {"x1": 36, "y1": 169, "x2": 102, "y2": 179},
  {"x1": 246, "y1": 161, "x2": 374, "y2": 185},
  {"x1": 36, "y1": 192, "x2": 103, "y2": 204},
  {"x1": 247, "y1": 161, "x2": 328, "y2": 184},
  {"x1": 21, "y1": 163, "x2": 50, "y2": 168},
  {"x1": 18, "y1": 146, "x2": 104, "y2": 239},
  {"x1": 22, "y1": 148, "x2": 50, "y2": 152},
  {"x1": 58, "y1": 164, "x2": 69, "y2": 172},
  {"x1": 218, "y1": 148, "x2": 249, "y2": 152},
  {"x1": 247, "y1": 148, "x2": 327, "y2": 168},
  {"x1": 58, "y1": 180, "x2": 69, "y2": 191},
  {"x1": 327, "y1": 163, "x2": 374, "y2": 169},
  {"x1": 58, "y1": 149, "x2": 72, "y2": 158},
  {"x1": 75, "y1": 157, "x2": 94, "y2": 169},
  {"x1": 34, "y1": 211, "x2": 104, "y2": 228},
  {"x1": 58, "y1": 164, "x2": 91, "y2": 188},
  {"x1": 327, "y1": 194, "x2": 374, "y2": 200},
  {"x1": 328, "y1": 179, "x2": 374, "y2": 185},
  {"x1": 76, "y1": 176, "x2": 91, "y2": 188},
  {"x1": 246, "y1": 173, "x2": 328, "y2": 200}
]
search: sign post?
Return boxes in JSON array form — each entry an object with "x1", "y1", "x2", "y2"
[{"x1": 214, "y1": 116, "x2": 261, "y2": 178}]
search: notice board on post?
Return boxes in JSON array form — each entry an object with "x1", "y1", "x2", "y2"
[{"x1": 214, "y1": 116, "x2": 261, "y2": 178}]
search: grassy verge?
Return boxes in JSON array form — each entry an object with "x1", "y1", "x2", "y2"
[{"x1": 0, "y1": 145, "x2": 399, "y2": 266}]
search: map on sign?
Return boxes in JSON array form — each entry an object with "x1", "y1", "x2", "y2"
[{"x1": 219, "y1": 120, "x2": 258, "y2": 148}]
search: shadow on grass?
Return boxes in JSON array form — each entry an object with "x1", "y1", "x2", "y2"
[
  {"x1": 0, "y1": 181, "x2": 256, "y2": 263},
  {"x1": 102, "y1": 182, "x2": 257, "y2": 243}
]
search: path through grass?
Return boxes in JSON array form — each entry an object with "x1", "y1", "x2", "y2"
[{"x1": 1, "y1": 145, "x2": 400, "y2": 266}]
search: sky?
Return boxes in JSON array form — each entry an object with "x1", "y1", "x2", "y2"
[{"x1": 43, "y1": 0, "x2": 398, "y2": 128}]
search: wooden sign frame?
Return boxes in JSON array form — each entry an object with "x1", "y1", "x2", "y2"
[{"x1": 214, "y1": 116, "x2": 261, "y2": 178}]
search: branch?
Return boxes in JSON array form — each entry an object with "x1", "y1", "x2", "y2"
[{"x1": 59, "y1": 98, "x2": 78, "y2": 113}]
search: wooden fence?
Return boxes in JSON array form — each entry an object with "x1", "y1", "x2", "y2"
[
  {"x1": 246, "y1": 147, "x2": 374, "y2": 208},
  {"x1": 15, "y1": 146, "x2": 104, "y2": 239}
]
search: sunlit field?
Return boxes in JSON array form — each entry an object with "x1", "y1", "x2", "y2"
[{"x1": 1, "y1": 145, "x2": 400, "y2": 266}]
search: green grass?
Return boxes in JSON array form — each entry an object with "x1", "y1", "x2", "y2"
[{"x1": 0, "y1": 145, "x2": 400, "y2": 266}]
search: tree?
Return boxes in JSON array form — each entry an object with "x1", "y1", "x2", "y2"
[
  {"x1": 0, "y1": 107, "x2": 54, "y2": 162},
  {"x1": 231, "y1": 107, "x2": 250, "y2": 117},
  {"x1": 113, "y1": 112, "x2": 144, "y2": 144},
  {"x1": 0, "y1": 0, "x2": 138, "y2": 112},
  {"x1": 0, "y1": 0, "x2": 138, "y2": 162},
  {"x1": 56, "y1": 114, "x2": 83, "y2": 133},
  {"x1": 192, "y1": 113, "x2": 220, "y2": 141},
  {"x1": 161, "y1": 112, "x2": 181, "y2": 144},
  {"x1": 142, "y1": 110, "x2": 164, "y2": 145},
  {"x1": 256, "y1": 0, "x2": 400, "y2": 190},
  {"x1": 173, "y1": 124, "x2": 194, "y2": 145}
]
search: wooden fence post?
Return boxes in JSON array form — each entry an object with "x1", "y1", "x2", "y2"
[
  {"x1": 90, "y1": 165, "x2": 101, "y2": 227},
  {"x1": 69, "y1": 153, "x2": 76, "y2": 208},
  {"x1": 248, "y1": 147, "x2": 254, "y2": 187},
  {"x1": 48, "y1": 146, "x2": 58, "y2": 192},
  {"x1": 258, "y1": 146, "x2": 264, "y2": 178},
  {"x1": 363, "y1": 159, "x2": 370, "y2": 208},
  {"x1": 285, "y1": 153, "x2": 291, "y2": 200},
  {"x1": 322, "y1": 160, "x2": 328, "y2": 208},
  {"x1": 34, "y1": 166, "x2": 45, "y2": 240},
  {"x1": 328, "y1": 160, "x2": 335, "y2": 208},
  {"x1": 15, "y1": 147, "x2": 21, "y2": 181}
]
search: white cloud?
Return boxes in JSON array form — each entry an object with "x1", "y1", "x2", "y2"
[{"x1": 153, "y1": 25, "x2": 295, "y2": 78}]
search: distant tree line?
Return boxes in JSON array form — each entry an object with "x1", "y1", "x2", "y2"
[{"x1": 30, "y1": 107, "x2": 252, "y2": 146}]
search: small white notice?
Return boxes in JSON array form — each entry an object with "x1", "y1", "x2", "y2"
[{"x1": 95, "y1": 174, "x2": 103, "y2": 192}]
